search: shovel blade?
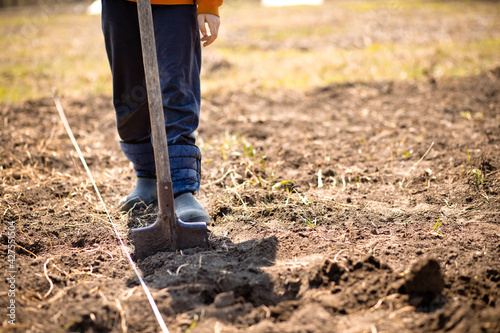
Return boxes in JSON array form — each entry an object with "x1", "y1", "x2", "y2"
[
  {"x1": 131, "y1": 215, "x2": 209, "y2": 260},
  {"x1": 130, "y1": 216, "x2": 174, "y2": 261},
  {"x1": 175, "y1": 220, "x2": 209, "y2": 250}
]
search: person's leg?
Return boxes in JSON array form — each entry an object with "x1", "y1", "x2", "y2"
[
  {"x1": 102, "y1": 0, "x2": 157, "y2": 211},
  {"x1": 153, "y1": 4, "x2": 202, "y2": 197},
  {"x1": 153, "y1": 5, "x2": 209, "y2": 222},
  {"x1": 102, "y1": 1, "x2": 209, "y2": 221}
]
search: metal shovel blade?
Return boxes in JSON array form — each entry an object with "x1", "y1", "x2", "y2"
[
  {"x1": 131, "y1": 214, "x2": 174, "y2": 261},
  {"x1": 131, "y1": 182, "x2": 209, "y2": 261},
  {"x1": 175, "y1": 220, "x2": 209, "y2": 250},
  {"x1": 131, "y1": 216, "x2": 209, "y2": 261}
]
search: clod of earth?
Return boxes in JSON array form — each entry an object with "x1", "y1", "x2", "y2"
[{"x1": 404, "y1": 258, "x2": 445, "y2": 307}]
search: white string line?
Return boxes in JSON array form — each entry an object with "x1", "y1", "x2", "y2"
[{"x1": 53, "y1": 97, "x2": 170, "y2": 333}]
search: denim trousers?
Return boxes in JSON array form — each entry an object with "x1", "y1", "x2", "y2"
[{"x1": 102, "y1": 0, "x2": 202, "y2": 196}]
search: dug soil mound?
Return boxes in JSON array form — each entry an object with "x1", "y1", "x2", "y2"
[{"x1": 1, "y1": 71, "x2": 499, "y2": 332}]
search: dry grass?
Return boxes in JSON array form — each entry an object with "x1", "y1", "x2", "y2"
[
  {"x1": 0, "y1": 6, "x2": 109, "y2": 103},
  {"x1": 202, "y1": 0, "x2": 500, "y2": 95},
  {"x1": 0, "y1": 0, "x2": 499, "y2": 102}
]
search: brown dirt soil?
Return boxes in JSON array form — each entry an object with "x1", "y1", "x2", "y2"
[{"x1": 1, "y1": 69, "x2": 500, "y2": 332}]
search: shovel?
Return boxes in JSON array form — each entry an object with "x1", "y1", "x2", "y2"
[{"x1": 130, "y1": 0, "x2": 209, "y2": 260}]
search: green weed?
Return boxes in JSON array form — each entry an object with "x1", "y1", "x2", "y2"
[
  {"x1": 272, "y1": 180, "x2": 292, "y2": 190},
  {"x1": 431, "y1": 215, "x2": 444, "y2": 236},
  {"x1": 466, "y1": 147, "x2": 485, "y2": 185},
  {"x1": 300, "y1": 215, "x2": 317, "y2": 228},
  {"x1": 294, "y1": 189, "x2": 312, "y2": 206},
  {"x1": 460, "y1": 110, "x2": 484, "y2": 122}
]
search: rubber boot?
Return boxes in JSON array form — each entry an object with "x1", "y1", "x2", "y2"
[
  {"x1": 174, "y1": 192, "x2": 211, "y2": 224},
  {"x1": 119, "y1": 177, "x2": 157, "y2": 212}
]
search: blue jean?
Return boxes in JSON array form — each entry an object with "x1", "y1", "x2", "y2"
[{"x1": 102, "y1": 0, "x2": 202, "y2": 196}]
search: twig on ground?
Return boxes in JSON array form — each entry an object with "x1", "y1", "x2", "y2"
[
  {"x1": 51, "y1": 309, "x2": 63, "y2": 325},
  {"x1": 99, "y1": 291, "x2": 109, "y2": 304},
  {"x1": 115, "y1": 299, "x2": 128, "y2": 333},
  {"x1": 176, "y1": 263, "x2": 190, "y2": 275},
  {"x1": 43, "y1": 258, "x2": 54, "y2": 298},
  {"x1": 334, "y1": 249, "x2": 345, "y2": 262},
  {"x1": 84, "y1": 245, "x2": 115, "y2": 260},
  {"x1": 226, "y1": 187, "x2": 247, "y2": 208},
  {"x1": 51, "y1": 263, "x2": 69, "y2": 277},
  {"x1": 118, "y1": 287, "x2": 138, "y2": 301},
  {"x1": 370, "y1": 293, "x2": 400, "y2": 311},
  {"x1": 47, "y1": 288, "x2": 69, "y2": 304},
  {"x1": 231, "y1": 170, "x2": 242, "y2": 187},
  {"x1": 262, "y1": 305, "x2": 271, "y2": 319},
  {"x1": 201, "y1": 168, "x2": 234, "y2": 188},
  {"x1": 17, "y1": 244, "x2": 37, "y2": 258},
  {"x1": 388, "y1": 305, "x2": 416, "y2": 319}
]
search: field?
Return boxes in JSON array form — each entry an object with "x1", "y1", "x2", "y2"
[{"x1": 1, "y1": 0, "x2": 499, "y2": 332}]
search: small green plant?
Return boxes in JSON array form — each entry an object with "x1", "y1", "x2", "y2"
[
  {"x1": 460, "y1": 110, "x2": 473, "y2": 121},
  {"x1": 471, "y1": 169, "x2": 484, "y2": 185},
  {"x1": 272, "y1": 180, "x2": 292, "y2": 189},
  {"x1": 294, "y1": 189, "x2": 312, "y2": 206},
  {"x1": 184, "y1": 314, "x2": 199, "y2": 332},
  {"x1": 300, "y1": 215, "x2": 317, "y2": 228},
  {"x1": 431, "y1": 215, "x2": 444, "y2": 236},
  {"x1": 396, "y1": 149, "x2": 410, "y2": 159},
  {"x1": 243, "y1": 140, "x2": 255, "y2": 160},
  {"x1": 460, "y1": 110, "x2": 484, "y2": 122},
  {"x1": 466, "y1": 147, "x2": 485, "y2": 185}
]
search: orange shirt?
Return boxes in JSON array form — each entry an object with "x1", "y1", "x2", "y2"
[{"x1": 130, "y1": 0, "x2": 223, "y2": 16}]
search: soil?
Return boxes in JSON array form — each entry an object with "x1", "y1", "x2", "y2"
[{"x1": 1, "y1": 68, "x2": 499, "y2": 332}]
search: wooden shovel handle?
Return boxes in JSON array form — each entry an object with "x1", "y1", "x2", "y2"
[{"x1": 137, "y1": 0, "x2": 171, "y2": 183}]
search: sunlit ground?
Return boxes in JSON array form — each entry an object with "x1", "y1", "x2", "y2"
[{"x1": 0, "y1": 0, "x2": 498, "y2": 103}]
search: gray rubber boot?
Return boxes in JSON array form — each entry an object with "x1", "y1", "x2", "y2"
[
  {"x1": 119, "y1": 177, "x2": 157, "y2": 212},
  {"x1": 174, "y1": 192, "x2": 211, "y2": 223}
]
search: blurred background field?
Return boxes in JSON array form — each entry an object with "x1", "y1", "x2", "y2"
[{"x1": 0, "y1": 0, "x2": 499, "y2": 103}]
